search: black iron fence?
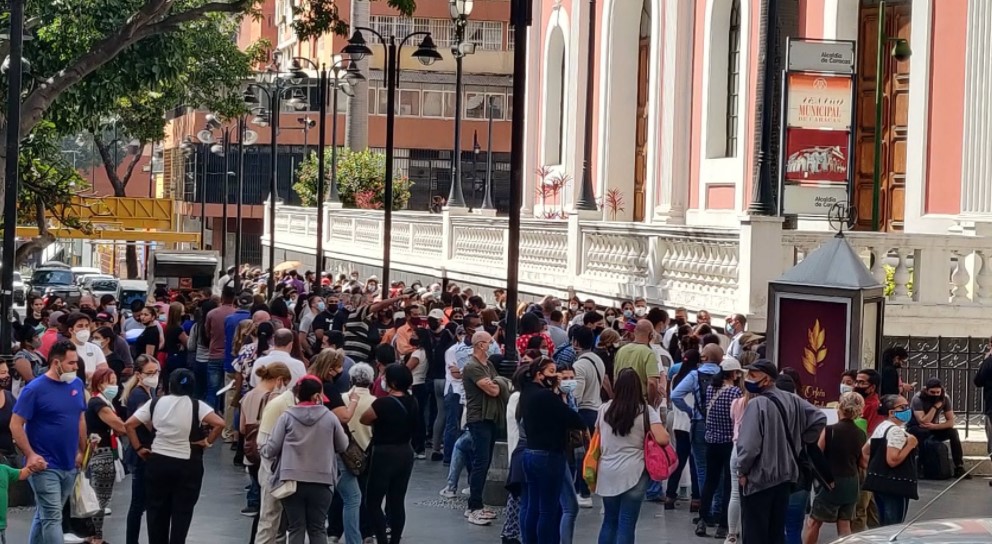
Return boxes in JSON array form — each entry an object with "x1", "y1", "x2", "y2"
[{"x1": 886, "y1": 335, "x2": 991, "y2": 438}]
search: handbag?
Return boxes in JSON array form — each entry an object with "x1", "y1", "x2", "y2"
[
  {"x1": 244, "y1": 391, "x2": 274, "y2": 466},
  {"x1": 643, "y1": 408, "x2": 678, "y2": 480},
  {"x1": 766, "y1": 394, "x2": 834, "y2": 492},
  {"x1": 340, "y1": 425, "x2": 368, "y2": 476},
  {"x1": 271, "y1": 479, "x2": 297, "y2": 500},
  {"x1": 582, "y1": 428, "x2": 602, "y2": 493},
  {"x1": 70, "y1": 446, "x2": 101, "y2": 518},
  {"x1": 862, "y1": 426, "x2": 919, "y2": 500}
]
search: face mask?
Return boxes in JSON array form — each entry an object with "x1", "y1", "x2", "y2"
[
  {"x1": 623, "y1": 310, "x2": 633, "y2": 319},
  {"x1": 606, "y1": 315, "x2": 615, "y2": 324},
  {"x1": 158, "y1": 315, "x2": 167, "y2": 323},
  {"x1": 105, "y1": 305, "x2": 117, "y2": 315},
  {"x1": 893, "y1": 409, "x2": 912, "y2": 424},
  {"x1": 102, "y1": 385, "x2": 120, "y2": 399},
  {"x1": 75, "y1": 330, "x2": 91, "y2": 343},
  {"x1": 142, "y1": 376, "x2": 159, "y2": 390},
  {"x1": 56, "y1": 363, "x2": 76, "y2": 383},
  {"x1": 854, "y1": 387, "x2": 869, "y2": 398},
  {"x1": 840, "y1": 383, "x2": 854, "y2": 395},
  {"x1": 427, "y1": 317, "x2": 440, "y2": 331},
  {"x1": 675, "y1": 317, "x2": 687, "y2": 327},
  {"x1": 380, "y1": 378, "x2": 390, "y2": 393},
  {"x1": 30, "y1": 338, "x2": 42, "y2": 349},
  {"x1": 569, "y1": 304, "x2": 578, "y2": 312},
  {"x1": 539, "y1": 349, "x2": 549, "y2": 357},
  {"x1": 634, "y1": 307, "x2": 647, "y2": 317},
  {"x1": 0, "y1": 377, "x2": 10, "y2": 390},
  {"x1": 559, "y1": 379, "x2": 577, "y2": 396},
  {"x1": 594, "y1": 326, "x2": 605, "y2": 335},
  {"x1": 317, "y1": 302, "x2": 326, "y2": 312},
  {"x1": 541, "y1": 376, "x2": 557, "y2": 389},
  {"x1": 725, "y1": 323, "x2": 735, "y2": 335},
  {"x1": 744, "y1": 379, "x2": 764, "y2": 394}
]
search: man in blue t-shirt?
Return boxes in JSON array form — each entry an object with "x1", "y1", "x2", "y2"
[{"x1": 11, "y1": 339, "x2": 86, "y2": 544}]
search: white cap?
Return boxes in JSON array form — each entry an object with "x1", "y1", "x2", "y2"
[
  {"x1": 393, "y1": 311, "x2": 405, "y2": 321},
  {"x1": 720, "y1": 356, "x2": 742, "y2": 373},
  {"x1": 428, "y1": 308, "x2": 445, "y2": 320}
]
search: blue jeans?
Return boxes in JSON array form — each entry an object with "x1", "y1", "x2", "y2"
[
  {"x1": 874, "y1": 493, "x2": 909, "y2": 526},
  {"x1": 574, "y1": 409, "x2": 598, "y2": 498},
  {"x1": 599, "y1": 472, "x2": 649, "y2": 544},
  {"x1": 442, "y1": 392, "x2": 462, "y2": 464},
  {"x1": 690, "y1": 420, "x2": 708, "y2": 496},
  {"x1": 206, "y1": 359, "x2": 225, "y2": 413},
  {"x1": 785, "y1": 488, "x2": 810, "y2": 544},
  {"x1": 666, "y1": 429, "x2": 699, "y2": 500},
  {"x1": 246, "y1": 465, "x2": 260, "y2": 509},
  {"x1": 28, "y1": 468, "x2": 76, "y2": 544},
  {"x1": 521, "y1": 450, "x2": 566, "y2": 544},
  {"x1": 559, "y1": 461, "x2": 578, "y2": 544},
  {"x1": 466, "y1": 420, "x2": 496, "y2": 511},
  {"x1": 446, "y1": 431, "x2": 473, "y2": 491},
  {"x1": 335, "y1": 457, "x2": 362, "y2": 544},
  {"x1": 127, "y1": 459, "x2": 146, "y2": 544}
]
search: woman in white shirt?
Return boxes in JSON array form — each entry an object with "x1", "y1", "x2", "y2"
[
  {"x1": 596, "y1": 368, "x2": 670, "y2": 544},
  {"x1": 863, "y1": 394, "x2": 919, "y2": 526},
  {"x1": 125, "y1": 369, "x2": 224, "y2": 544},
  {"x1": 406, "y1": 328, "x2": 431, "y2": 459}
]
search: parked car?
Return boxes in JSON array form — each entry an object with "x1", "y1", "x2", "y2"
[
  {"x1": 119, "y1": 279, "x2": 148, "y2": 310},
  {"x1": 832, "y1": 518, "x2": 992, "y2": 543},
  {"x1": 12, "y1": 271, "x2": 24, "y2": 305},
  {"x1": 82, "y1": 276, "x2": 120, "y2": 301},
  {"x1": 27, "y1": 263, "x2": 82, "y2": 306},
  {"x1": 71, "y1": 267, "x2": 103, "y2": 285}
]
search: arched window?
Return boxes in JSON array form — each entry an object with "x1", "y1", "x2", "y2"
[
  {"x1": 544, "y1": 26, "x2": 566, "y2": 165},
  {"x1": 725, "y1": 0, "x2": 741, "y2": 157}
]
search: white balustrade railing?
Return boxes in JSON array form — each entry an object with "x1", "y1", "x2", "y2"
[
  {"x1": 782, "y1": 232, "x2": 992, "y2": 306},
  {"x1": 267, "y1": 204, "x2": 992, "y2": 336}
]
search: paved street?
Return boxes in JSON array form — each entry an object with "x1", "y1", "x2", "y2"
[{"x1": 5, "y1": 446, "x2": 991, "y2": 543}]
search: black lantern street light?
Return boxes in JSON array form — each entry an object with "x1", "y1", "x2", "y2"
[
  {"x1": 480, "y1": 94, "x2": 495, "y2": 211},
  {"x1": 447, "y1": 0, "x2": 475, "y2": 209},
  {"x1": 290, "y1": 56, "x2": 364, "y2": 283},
  {"x1": 344, "y1": 28, "x2": 441, "y2": 299},
  {"x1": 248, "y1": 57, "x2": 309, "y2": 295},
  {"x1": 179, "y1": 135, "x2": 210, "y2": 250}
]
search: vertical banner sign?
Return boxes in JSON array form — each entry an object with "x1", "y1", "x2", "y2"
[
  {"x1": 779, "y1": 39, "x2": 857, "y2": 219},
  {"x1": 777, "y1": 297, "x2": 850, "y2": 406}
]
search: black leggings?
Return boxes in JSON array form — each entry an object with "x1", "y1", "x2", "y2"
[
  {"x1": 145, "y1": 453, "x2": 204, "y2": 544},
  {"x1": 363, "y1": 443, "x2": 415, "y2": 544},
  {"x1": 699, "y1": 441, "x2": 733, "y2": 529}
]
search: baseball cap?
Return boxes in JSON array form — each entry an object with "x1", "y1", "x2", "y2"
[
  {"x1": 95, "y1": 312, "x2": 113, "y2": 323},
  {"x1": 48, "y1": 311, "x2": 65, "y2": 327},
  {"x1": 236, "y1": 291, "x2": 254, "y2": 308},
  {"x1": 720, "y1": 356, "x2": 742, "y2": 373},
  {"x1": 428, "y1": 308, "x2": 445, "y2": 320},
  {"x1": 744, "y1": 359, "x2": 779, "y2": 380}
]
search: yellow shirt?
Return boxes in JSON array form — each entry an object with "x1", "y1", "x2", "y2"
[
  {"x1": 343, "y1": 387, "x2": 376, "y2": 450},
  {"x1": 257, "y1": 390, "x2": 296, "y2": 450}
]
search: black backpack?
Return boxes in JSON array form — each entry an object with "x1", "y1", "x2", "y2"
[{"x1": 695, "y1": 370, "x2": 717, "y2": 417}]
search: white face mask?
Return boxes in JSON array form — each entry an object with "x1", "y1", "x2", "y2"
[
  {"x1": 142, "y1": 376, "x2": 159, "y2": 390},
  {"x1": 102, "y1": 385, "x2": 119, "y2": 399},
  {"x1": 56, "y1": 362, "x2": 76, "y2": 383},
  {"x1": 634, "y1": 307, "x2": 648, "y2": 317},
  {"x1": 840, "y1": 383, "x2": 854, "y2": 395},
  {"x1": 380, "y1": 378, "x2": 390, "y2": 393},
  {"x1": 74, "y1": 329, "x2": 91, "y2": 343}
]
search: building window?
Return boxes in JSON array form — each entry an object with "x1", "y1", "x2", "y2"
[
  {"x1": 487, "y1": 94, "x2": 506, "y2": 120},
  {"x1": 725, "y1": 0, "x2": 741, "y2": 158},
  {"x1": 465, "y1": 92, "x2": 486, "y2": 119},
  {"x1": 368, "y1": 88, "x2": 377, "y2": 115},
  {"x1": 466, "y1": 21, "x2": 504, "y2": 51},
  {"x1": 507, "y1": 24, "x2": 515, "y2": 51},
  {"x1": 398, "y1": 89, "x2": 420, "y2": 116}
]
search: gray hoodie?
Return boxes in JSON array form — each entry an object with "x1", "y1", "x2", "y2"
[
  {"x1": 261, "y1": 404, "x2": 349, "y2": 487},
  {"x1": 735, "y1": 386, "x2": 826, "y2": 496}
]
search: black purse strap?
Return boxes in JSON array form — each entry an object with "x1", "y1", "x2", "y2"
[{"x1": 766, "y1": 395, "x2": 802, "y2": 463}]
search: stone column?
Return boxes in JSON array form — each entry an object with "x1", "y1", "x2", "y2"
[
  {"x1": 960, "y1": 0, "x2": 992, "y2": 218},
  {"x1": 735, "y1": 215, "x2": 784, "y2": 332},
  {"x1": 521, "y1": 2, "x2": 543, "y2": 216},
  {"x1": 653, "y1": 0, "x2": 692, "y2": 224}
]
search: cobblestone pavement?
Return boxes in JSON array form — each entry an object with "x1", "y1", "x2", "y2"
[{"x1": 5, "y1": 446, "x2": 990, "y2": 543}]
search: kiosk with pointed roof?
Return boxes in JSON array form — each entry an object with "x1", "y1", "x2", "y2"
[{"x1": 765, "y1": 214, "x2": 886, "y2": 405}]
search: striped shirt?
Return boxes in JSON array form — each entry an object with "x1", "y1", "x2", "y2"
[
  {"x1": 704, "y1": 384, "x2": 742, "y2": 444},
  {"x1": 343, "y1": 305, "x2": 375, "y2": 363}
]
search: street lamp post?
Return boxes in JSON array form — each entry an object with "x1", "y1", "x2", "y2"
[
  {"x1": 291, "y1": 57, "x2": 363, "y2": 285},
  {"x1": 447, "y1": 0, "x2": 475, "y2": 209},
  {"x1": 747, "y1": 0, "x2": 780, "y2": 216},
  {"x1": 344, "y1": 28, "x2": 442, "y2": 299},
  {"x1": 471, "y1": 130, "x2": 480, "y2": 209},
  {"x1": 294, "y1": 116, "x2": 315, "y2": 202},
  {"x1": 249, "y1": 58, "x2": 309, "y2": 295},
  {"x1": 0, "y1": 0, "x2": 25, "y2": 355},
  {"x1": 480, "y1": 95, "x2": 495, "y2": 210}
]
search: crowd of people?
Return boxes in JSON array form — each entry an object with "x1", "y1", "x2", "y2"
[{"x1": 0, "y1": 266, "x2": 988, "y2": 544}]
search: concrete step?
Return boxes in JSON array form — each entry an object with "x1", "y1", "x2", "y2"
[
  {"x1": 962, "y1": 438, "x2": 988, "y2": 457},
  {"x1": 963, "y1": 455, "x2": 992, "y2": 476}
]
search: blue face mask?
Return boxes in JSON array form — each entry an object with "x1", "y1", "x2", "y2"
[
  {"x1": 559, "y1": 379, "x2": 577, "y2": 396},
  {"x1": 744, "y1": 379, "x2": 764, "y2": 394},
  {"x1": 893, "y1": 409, "x2": 912, "y2": 424},
  {"x1": 317, "y1": 302, "x2": 326, "y2": 312}
]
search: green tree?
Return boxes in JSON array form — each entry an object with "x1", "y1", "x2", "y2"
[
  {"x1": 293, "y1": 148, "x2": 412, "y2": 210},
  {"x1": 0, "y1": 0, "x2": 417, "y2": 258}
]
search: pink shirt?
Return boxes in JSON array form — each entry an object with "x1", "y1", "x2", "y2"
[{"x1": 730, "y1": 397, "x2": 747, "y2": 442}]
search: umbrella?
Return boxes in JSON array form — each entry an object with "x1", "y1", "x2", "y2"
[{"x1": 273, "y1": 261, "x2": 302, "y2": 273}]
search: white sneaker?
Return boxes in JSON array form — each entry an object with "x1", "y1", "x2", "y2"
[
  {"x1": 439, "y1": 487, "x2": 457, "y2": 499},
  {"x1": 104, "y1": 506, "x2": 112, "y2": 515},
  {"x1": 465, "y1": 510, "x2": 493, "y2": 526},
  {"x1": 577, "y1": 495, "x2": 593, "y2": 508},
  {"x1": 63, "y1": 535, "x2": 86, "y2": 544},
  {"x1": 461, "y1": 487, "x2": 470, "y2": 496},
  {"x1": 724, "y1": 535, "x2": 739, "y2": 544},
  {"x1": 416, "y1": 452, "x2": 426, "y2": 460},
  {"x1": 327, "y1": 538, "x2": 340, "y2": 544}
]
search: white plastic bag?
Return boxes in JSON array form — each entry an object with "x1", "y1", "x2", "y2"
[
  {"x1": 71, "y1": 472, "x2": 101, "y2": 518},
  {"x1": 271, "y1": 480, "x2": 297, "y2": 500},
  {"x1": 114, "y1": 459, "x2": 126, "y2": 483}
]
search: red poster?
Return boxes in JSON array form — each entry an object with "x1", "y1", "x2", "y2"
[
  {"x1": 777, "y1": 298, "x2": 849, "y2": 406},
  {"x1": 784, "y1": 128, "x2": 849, "y2": 183}
]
